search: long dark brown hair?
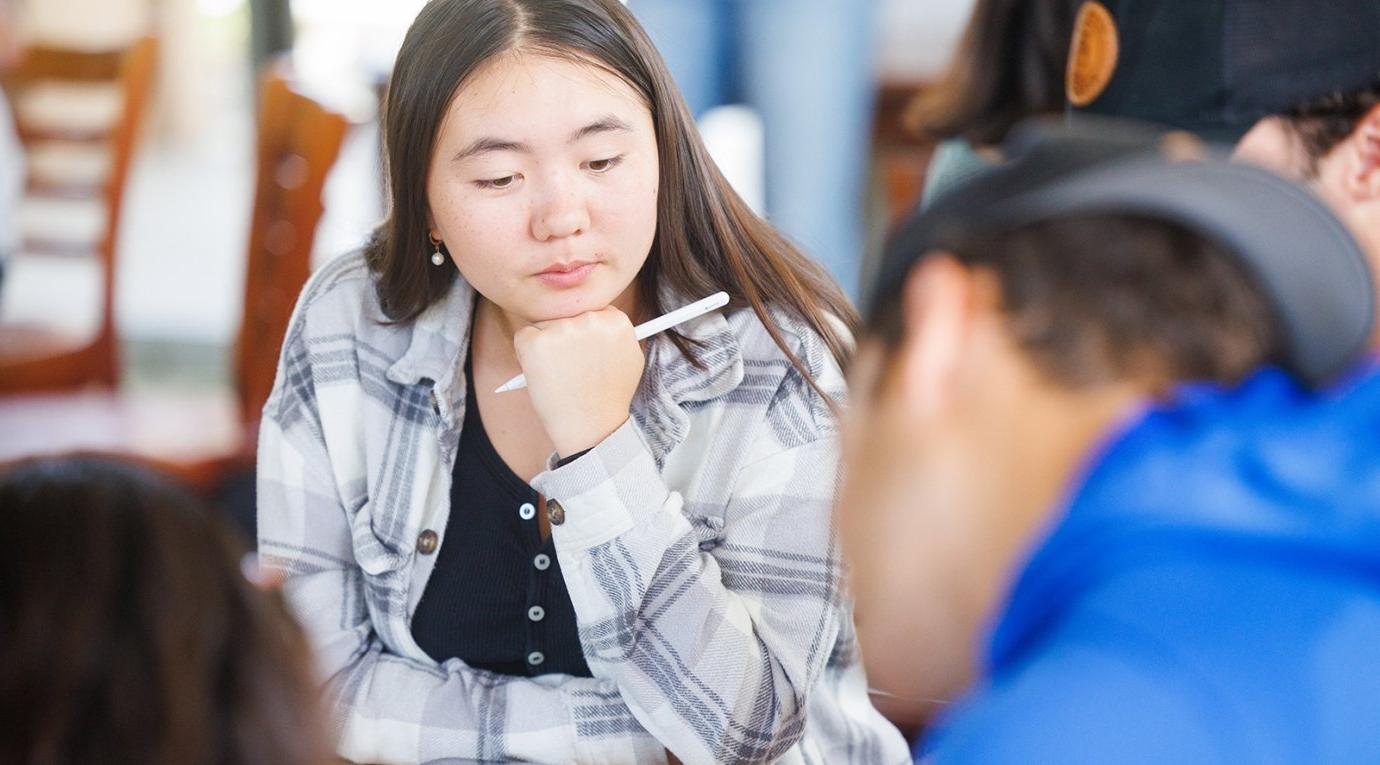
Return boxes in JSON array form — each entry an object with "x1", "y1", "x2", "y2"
[
  {"x1": 367, "y1": 0, "x2": 857, "y2": 399},
  {"x1": 0, "y1": 456, "x2": 332, "y2": 765},
  {"x1": 907, "y1": 0, "x2": 1080, "y2": 146}
]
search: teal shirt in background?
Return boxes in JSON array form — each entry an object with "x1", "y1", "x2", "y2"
[{"x1": 920, "y1": 139, "x2": 993, "y2": 209}]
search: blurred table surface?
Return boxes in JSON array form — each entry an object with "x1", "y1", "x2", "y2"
[{"x1": 0, "y1": 388, "x2": 240, "y2": 466}]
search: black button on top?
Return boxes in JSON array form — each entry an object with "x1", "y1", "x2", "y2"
[
  {"x1": 547, "y1": 499, "x2": 566, "y2": 526},
  {"x1": 417, "y1": 529, "x2": 439, "y2": 555}
]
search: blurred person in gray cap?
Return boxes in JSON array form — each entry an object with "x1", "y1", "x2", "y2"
[
  {"x1": 838, "y1": 126, "x2": 1380, "y2": 762},
  {"x1": 1067, "y1": 0, "x2": 1380, "y2": 344}
]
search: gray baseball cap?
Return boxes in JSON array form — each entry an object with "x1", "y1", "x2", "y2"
[{"x1": 869, "y1": 121, "x2": 1374, "y2": 387}]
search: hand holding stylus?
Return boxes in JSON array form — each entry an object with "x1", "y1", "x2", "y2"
[{"x1": 510, "y1": 293, "x2": 729, "y2": 459}]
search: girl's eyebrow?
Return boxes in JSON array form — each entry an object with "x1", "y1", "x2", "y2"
[
  {"x1": 452, "y1": 115, "x2": 632, "y2": 162},
  {"x1": 568, "y1": 115, "x2": 632, "y2": 143},
  {"x1": 453, "y1": 137, "x2": 529, "y2": 162}
]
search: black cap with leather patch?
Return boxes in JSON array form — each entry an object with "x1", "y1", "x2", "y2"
[
  {"x1": 868, "y1": 121, "x2": 1375, "y2": 388},
  {"x1": 1068, "y1": 0, "x2": 1380, "y2": 141}
]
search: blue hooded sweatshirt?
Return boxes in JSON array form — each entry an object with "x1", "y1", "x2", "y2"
[{"x1": 920, "y1": 367, "x2": 1380, "y2": 764}]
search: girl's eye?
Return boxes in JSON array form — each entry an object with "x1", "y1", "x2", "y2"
[
  {"x1": 586, "y1": 155, "x2": 623, "y2": 173},
  {"x1": 476, "y1": 174, "x2": 518, "y2": 190}
]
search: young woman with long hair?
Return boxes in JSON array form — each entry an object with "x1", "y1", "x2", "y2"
[{"x1": 257, "y1": 1, "x2": 908, "y2": 762}]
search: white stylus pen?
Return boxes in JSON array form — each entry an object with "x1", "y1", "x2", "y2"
[{"x1": 494, "y1": 291, "x2": 731, "y2": 393}]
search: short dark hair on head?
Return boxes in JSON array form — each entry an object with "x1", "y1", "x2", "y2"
[
  {"x1": 1277, "y1": 77, "x2": 1380, "y2": 176},
  {"x1": 869, "y1": 214, "x2": 1281, "y2": 390},
  {"x1": 0, "y1": 456, "x2": 331, "y2": 765}
]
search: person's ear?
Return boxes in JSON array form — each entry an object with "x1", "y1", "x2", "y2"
[
  {"x1": 1344, "y1": 104, "x2": 1380, "y2": 202},
  {"x1": 895, "y1": 253, "x2": 978, "y2": 418}
]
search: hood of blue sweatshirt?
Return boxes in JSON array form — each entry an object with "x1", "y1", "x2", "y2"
[{"x1": 923, "y1": 365, "x2": 1380, "y2": 764}]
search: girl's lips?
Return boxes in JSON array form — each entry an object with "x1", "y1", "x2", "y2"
[{"x1": 535, "y1": 261, "x2": 597, "y2": 289}]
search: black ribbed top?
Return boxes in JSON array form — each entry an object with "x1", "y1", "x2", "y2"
[{"x1": 410, "y1": 356, "x2": 592, "y2": 678}]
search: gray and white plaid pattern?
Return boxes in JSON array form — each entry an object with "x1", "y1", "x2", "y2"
[{"x1": 258, "y1": 252, "x2": 909, "y2": 764}]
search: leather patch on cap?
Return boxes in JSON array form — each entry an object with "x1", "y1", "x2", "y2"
[{"x1": 1066, "y1": 1, "x2": 1119, "y2": 107}]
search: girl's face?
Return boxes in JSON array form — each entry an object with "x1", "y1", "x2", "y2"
[{"x1": 427, "y1": 51, "x2": 660, "y2": 325}]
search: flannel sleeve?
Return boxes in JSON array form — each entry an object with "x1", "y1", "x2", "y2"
[{"x1": 533, "y1": 418, "x2": 844, "y2": 765}]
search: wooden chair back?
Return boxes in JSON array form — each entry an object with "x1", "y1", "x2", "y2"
[
  {"x1": 233, "y1": 63, "x2": 349, "y2": 440},
  {"x1": 0, "y1": 36, "x2": 157, "y2": 392}
]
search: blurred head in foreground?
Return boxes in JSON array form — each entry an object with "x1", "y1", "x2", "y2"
[
  {"x1": 841, "y1": 127, "x2": 1380, "y2": 761},
  {"x1": 0, "y1": 456, "x2": 331, "y2": 765}
]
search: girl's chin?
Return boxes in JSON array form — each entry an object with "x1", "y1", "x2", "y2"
[{"x1": 525, "y1": 277, "x2": 637, "y2": 321}]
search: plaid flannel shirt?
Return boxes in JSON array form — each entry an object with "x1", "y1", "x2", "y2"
[{"x1": 258, "y1": 252, "x2": 908, "y2": 764}]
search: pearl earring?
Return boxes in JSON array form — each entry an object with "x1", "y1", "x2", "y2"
[{"x1": 429, "y1": 235, "x2": 445, "y2": 266}]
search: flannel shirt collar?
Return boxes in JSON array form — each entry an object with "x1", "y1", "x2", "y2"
[
  {"x1": 384, "y1": 275, "x2": 475, "y2": 424},
  {"x1": 636, "y1": 290, "x2": 745, "y2": 465}
]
